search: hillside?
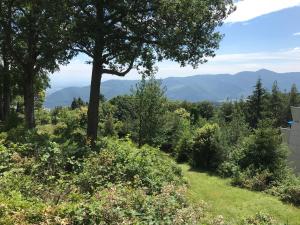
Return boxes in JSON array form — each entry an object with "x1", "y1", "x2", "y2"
[
  {"x1": 45, "y1": 69, "x2": 300, "y2": 108},
  {"x1": 181, "y1": 164, "x2": 300, "y2": 225}
]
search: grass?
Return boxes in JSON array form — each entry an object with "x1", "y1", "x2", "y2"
[{"x1": 180, "y1": 164, "x2": 300, "y2": 225}]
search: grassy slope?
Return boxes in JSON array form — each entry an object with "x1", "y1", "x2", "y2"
[{"x1": 181, "y1": 164, "x2": 300, "y2": 225}]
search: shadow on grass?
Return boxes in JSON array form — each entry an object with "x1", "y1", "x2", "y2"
[{"x1": 179, "y1": 163, "x2": 222, "y2": 177}]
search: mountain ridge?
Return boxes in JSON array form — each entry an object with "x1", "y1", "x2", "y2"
[{"x1": 45, "y1": 69, "x2": 300, "y2": 108}]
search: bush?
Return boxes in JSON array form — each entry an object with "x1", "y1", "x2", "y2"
[
  {"x1": 55, "y1": 184, "x2": 203, "y2": 225},
  {"x1": 190, "y1": 123, "x2": 225, "y2": 170},
  {"x1": 174, "y1": 128, "x2": 194, "y2": 163},
  {"x1": 241, "y1": 212, "x2": 279, "y2": 225},
  {"x1": 281, "y1": 185, "x2": 300, "y2": 206},
  {"x1": 0, "y1": 136, "x2": 203, "y2": 224},
  {"x1": 232, "y1": 169, "x2": 274, "y2": 191},
  {"x1": 238, "y1": 125, "x2": 288, "y2": 175},
  {"x1": 77, "y1": 139, "x2": 183, "y2": 193}
]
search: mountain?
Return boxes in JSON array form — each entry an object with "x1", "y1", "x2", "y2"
[{"x1": 45, "y1": 69, "x2": 300, "y2": 108}]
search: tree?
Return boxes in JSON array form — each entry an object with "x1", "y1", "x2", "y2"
[
  {"x1": 71, "y1": 97, "x2": 86, "y2": 110},
  {"x1": 239, "y1": 121, "x2": 288, "y2": 176},
  {"x1": 133, "y1": 76, "x2": 166, "y2": 147},
  {"x1": 189, "y1": 101, "x2": 215, "y2": 123},
  {"x1": 0, "y1": 0, "x2": 13, "y2": 122},
  {"x1": 191, "y1": 123, "x2": 224, "y2": 170},
  {"x1": 0, "y1": 64, "x2": 3, "y2": 121},
  {"x1": 269, "y1": 81, "x2": 284, "y2": 127},
  {"x1": 246, "y1": 79, "x2": 267, "y2": 128},
  {"x1": 287, "y1": 84, "x2": 300, "y2": 122},
  {"x1": 0, "y1": 0, "x2": 73, "y2": 128},
  {"x1": 219, "y1": 100, "x2": 234, "y2": 123},
  {"x1": 69, "y1": 0, "x2": 235, "y2": 143}
]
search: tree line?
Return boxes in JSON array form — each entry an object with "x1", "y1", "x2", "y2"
[{"x1": 0, "y1": 0, "x2": 235, "y2": 144}]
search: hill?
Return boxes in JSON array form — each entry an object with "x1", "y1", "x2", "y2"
[
  {"x1": 45, "y1": 69, "x2": 300, "y2": 108},
  {"x1": 181, "y1": 164, "x2": 300, "y2": 224}
]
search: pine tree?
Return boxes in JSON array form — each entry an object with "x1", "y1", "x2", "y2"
[
  {"x1": 287, "y1": 84, "x2": 300, "y2": 121},
  {"x1": 270, "y1": 81, "x2": 284, "y2": 127},
  {"x1": 133, "y1": 76, "x2": 166, "y2": 147},
  {"x1": 247, "y1": 79, "x2": 267, "y2": 128}
]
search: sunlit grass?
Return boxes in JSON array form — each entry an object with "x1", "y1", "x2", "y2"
[{"x1": 180, "y1": 164, "x2": 300, "y2": 225}]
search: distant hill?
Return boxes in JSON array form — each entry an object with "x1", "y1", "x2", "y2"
[{"x1": 45, "y1": 69, "x2": 300, "y2": 108}]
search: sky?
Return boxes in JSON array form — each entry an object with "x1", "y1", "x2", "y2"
[{"x1": 50, "y1": 0, "x2": 300, "y2": 90}]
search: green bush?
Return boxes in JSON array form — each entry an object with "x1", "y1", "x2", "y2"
[
  {"x1": 53, "y1": 184, "x2": 202, "y2": 225},
  {"x1": 174, "y1": 128, "x2": 194, "y2": 163},
  {"x1": 232, "y1": 168, "x2": 274, "y2": 191},
  {"x1": 0, "y1": 136, "x2": 203, "y2": 224},
  {"x1": 190, "y1": 123, "x2": 225, "y2": 170},
  {"x1": 241, "y1": 212, "x2": 279, "y2": 225},
  {"x1": 230, "y1": 123, "x2": 290, "y2": 192},
  {"x1": 281, "y1": 185, "x2": 300, "y2": 206},
  {"x1": 77, "y1": 139, "x2": 183, "y2": 193},
  {"x1": 238, "y1": 124, "x2": 288, "y2": 176}
]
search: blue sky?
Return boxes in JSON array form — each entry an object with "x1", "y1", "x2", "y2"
[{"x1": 50, "y1": 0, "x2": 300, "y2": 90}]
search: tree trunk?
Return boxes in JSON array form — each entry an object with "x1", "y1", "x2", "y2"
[
  {"x1": 0, "y1": 83, "x2": 3, "y2": 121},
  {"x1": 86, "y1": 0, "x2": 104, "y2": 145},
  {"x1": 87, "y1": 62, "x2": 102, "y2": 144},
  {"x1": 1, "y1": 41, "x2": 11, "y2": 121},
  {"x1": 3, "y1": 61, "x2": 11, "y2": 121},
  {"x1": 23, "y1": 70, "x2": 35, "y2": 129}
]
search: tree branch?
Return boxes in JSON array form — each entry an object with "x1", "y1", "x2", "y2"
[
  {"x1": 102, "y1": 58, "x2": 134, "y2": 77},
  {"x1": 72, "y1": 47, "x2": 94, "y2": 58}
]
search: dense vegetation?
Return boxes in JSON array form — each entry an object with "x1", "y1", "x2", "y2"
[
  {"x1": 1, "y1": 1, "x2": 300, "y2": 224},
  {"x1": 0, "y1": 75, "x2": 300, "y2": 224}
]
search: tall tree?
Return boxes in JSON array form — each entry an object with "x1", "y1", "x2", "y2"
[
  {"x1": 0, "y1": 0, "x2": 13, "y2": 122},
  {"x1": 1, "y1": 0, "x2": 73, "y2": 128},
  {"x1": 133, "y1": 76, "x2": 166, "y2": 147},
  {"x1": 247, "y1": 79, "x2": 267, "y2": 128},
  {"x1": 287, "y1": 84, "x2": 300, "y2": 121},
  {"x1": 269, "y1": 81, "x2": 284, "y2": 127},
  {"x1": 70, "y1": 0, "x2": 235, "y2": 143},
  {"x1": 0, "y1": 64, "x2": 3, "y2": 121}
]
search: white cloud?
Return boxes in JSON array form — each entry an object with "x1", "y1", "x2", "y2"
[
  {"x1": 226, "y1": 0, "x2": 300, "y2": 23},
  {"x1": 294, "y1": 32, "x2": 300, "y2": 36}
]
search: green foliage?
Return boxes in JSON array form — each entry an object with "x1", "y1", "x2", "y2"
[
  {"x1": 241, "y1": 212, "x2": 279, "y2": 225},
  {"x1": 191, "y1": 123, "x2": 224, "y2": 170},
  {"x1": 0, "y1": 123, "x2": 202, "y2": 224},
  {"x1": 71, "y1": 97, "x2": 86, "y2": 110},
  {"x1": 162, "y1": 108, "x2": 191, "y2": 153},
  {"x1": 231, "y1": 122, "x2": 290, "y2": 191},
  {"x1": 246, "y1": 79, "x2": 268, "y2": 128},
  {"x1": 269, "y1": 81, "x2": 286, "y2": 127},
  {"x1": 50, "y1": 107, "x2": 88, "y2": 144},
  {"x1": 282, "y1": 186, "x2": 300, "y2": 206},
  {"x1": 286, "y1": 84, "x2": 300, "y2": 122},
  {"x1": 77, "y1": 139, "x2": 183, "y2": 194},
  {"x1": 132, "y1": 76, "x2": 167, "y2": 147},
  {"x1": 239, "y1": 122, "x2": 288, "y2": 175}
]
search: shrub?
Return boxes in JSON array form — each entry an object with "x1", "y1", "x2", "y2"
[
  {"x1": 238, "y1": 125, "x2": 288, "y2": 175},
  {"x1": 232, "y1": 169, "x2": 274, "y2": 191},
  {"x1": 281, "y1": 185, "x2": 300, "y2": 206},
  {"x1": 190, "y1": 123, "x2": 225, "y2": 170},
  {"x1": 174, "y1": 128, "x2": 194, "y2": 163},
  {"x1": 241, "y1": 212, "x2": 279, "y2": 225},
  {"x1": 0, "y1": 138, "x2": 203, "y2": 224},
  {"x1": 77, "y1": 139, "x2": 183, "y2": 193},
  {"x1": 54, "y1": 184, "x2": 203, "y2": 225}
]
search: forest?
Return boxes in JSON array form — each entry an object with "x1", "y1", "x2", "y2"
[{"x1": 0, "y1": 1, "x2": 300, "y2": 225}]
